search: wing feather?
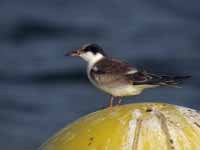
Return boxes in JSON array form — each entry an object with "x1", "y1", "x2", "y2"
[
  {"x1": 90, "y1": 58, "x2": 137, "y2": 84},
  {"x1": 93, "y1": 58, "x2": 137, "y2": 75}
]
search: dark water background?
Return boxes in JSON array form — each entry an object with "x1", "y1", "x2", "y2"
[{"x1": 0, "y1": 0, "x2": 200, "y2": 149}]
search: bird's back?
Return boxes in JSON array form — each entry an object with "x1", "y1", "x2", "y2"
[{"x1": 88, "y1": 58, "x2": 135, "y2": 85}]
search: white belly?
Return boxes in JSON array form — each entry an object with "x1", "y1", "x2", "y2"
[{"x1": 99, "y1": 85, "x2": 143, "y2": 96}]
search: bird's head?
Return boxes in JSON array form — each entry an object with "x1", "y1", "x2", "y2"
[{"x1": 66, "y1": 44, "x2": 106, "y2": 64}]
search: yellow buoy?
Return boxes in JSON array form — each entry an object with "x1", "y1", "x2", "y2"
[{"x1": 39, "y1": 103, "x2": 200, "y2": 150}]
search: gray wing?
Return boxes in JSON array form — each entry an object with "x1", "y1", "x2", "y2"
[
  {"x1": 90, "y1": 58, "x2": 190, "y2": 86},
  {"x1": 130, "y1": 71, "x2": 162, "y2": 85},
  {"x1": 90, "y1": 58, "x2": 137, "y2": 84},
  {"x1": 97, "y1": 58, "x2": 137, "y2": 73}
]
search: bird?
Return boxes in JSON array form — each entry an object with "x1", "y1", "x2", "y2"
[{"x1": 66, "y1": 43, "x2": 191, "y2": 108}]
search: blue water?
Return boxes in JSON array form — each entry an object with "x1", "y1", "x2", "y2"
[{"x1": 0, "y1": 0, "x2": 200, "y2": 149}]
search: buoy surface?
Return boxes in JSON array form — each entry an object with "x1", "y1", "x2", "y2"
[{"x1": 39, "y1": 103, "x2": 200, "y2": 150}]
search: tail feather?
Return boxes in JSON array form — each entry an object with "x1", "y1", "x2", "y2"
[
  {"x1": 159, "y1": 75, "x2": 191, "y2": 85},
  {"x1": 132, "y1": 71, "x2": 191, "y2": 86}
]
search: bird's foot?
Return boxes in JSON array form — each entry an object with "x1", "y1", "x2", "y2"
[
  {"x1": 109, "y1": 96, "x2": 115, "y2": 109},
  {"x1": 117, "y1": 96, "x2": 123, "y2": 106},
  {"x1": 108, "y1": 96, "x2": 123, "y2": 108}
]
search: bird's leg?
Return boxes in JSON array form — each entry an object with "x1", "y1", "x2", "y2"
[
  {"x1": 117, "y1": 96, "x2": 123, "y2": 105},
  {"x1": 109, "y1": 95, "x2": 114, "y2": 108}
]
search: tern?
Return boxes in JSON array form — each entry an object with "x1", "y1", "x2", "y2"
[{"x1": 66, "y1": 44, "x2": 191, "y2": 108}]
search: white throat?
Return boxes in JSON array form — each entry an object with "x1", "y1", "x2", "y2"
[
  {"x1": 80, "y1": 52, "x2": 104, "y2": 67},
  {"x1": 80, "y1": 52, "x2": 105, "y2": 76}
]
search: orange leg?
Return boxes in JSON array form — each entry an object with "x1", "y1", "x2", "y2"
[
  {"x1": 109, "y1": 96, "x2": 114, "y2": 108},
  {"x1": 117, "y1": 96, "x2": 123, "y2": 105}
]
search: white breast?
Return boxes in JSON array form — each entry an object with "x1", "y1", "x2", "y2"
[
  {"x1": 86, "y1": 54, "x2": 104, "y2": 89},
  {"x1": 87, "y1": 64, "x2": 99, "y2": 88}
]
